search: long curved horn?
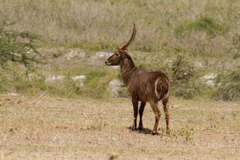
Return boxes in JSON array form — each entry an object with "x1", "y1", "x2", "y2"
[{"x1": 120, "y1": 23, "x2": 136, "y2": 50}]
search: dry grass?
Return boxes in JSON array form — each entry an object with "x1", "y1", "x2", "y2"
[
  {"x1": 0, "y1": 1, "x2": 240, "y2": 158},
  {"x1": 0, "y1": 94, "x2": 240, "y2": 159},
  {"x1": 0, "y1": 0, "x2": 239, "y2": 57}
]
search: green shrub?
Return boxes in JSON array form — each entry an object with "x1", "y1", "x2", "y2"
[
  {"x1": 171, "y1": 55, "x2": 201, "y2": 99},
  {"x1": 173, "y1": 80, "x2": 202, "y2": 99},
  {"x1": 133, "y1": 53, "x2": 171, "y2": 73},
  {"x1": 171, "y1": 55, "x2": 194, "y2": 83},
  {"x1": 193, "y1": 16, "x2": 224, "y2": 33},
  {"x1": 175, "y1": 123, "x2": 196, "y2": 141},
  {"x1": 175, "y1": 16, "x2": 225, "y2": 35},
  {"x1": 213, "y1": 69, "x2": 240, "y2": 101},
  {"x1": 231, "y1": 32, "x2": 240, "y2": 59},
  {"x1": 0, "y1": 75, "x2": 8, "y2": 93},
  {"x1": 109, "y1": 150, "x2": 119, "y2": 160},
  {"x1": 52, "y1": 51, "x2": 63, "y2": 58},
  {"x1": 81, "y1": 70, "x2": 111, "y2": 99}
]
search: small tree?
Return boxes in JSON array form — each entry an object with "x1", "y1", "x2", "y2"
[{"x1": 0, "y1": 19, "x2": 44, "y2": 72}]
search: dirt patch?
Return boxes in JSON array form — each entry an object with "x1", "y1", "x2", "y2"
[{"x1": 0, "y1": 95, "x2": 240, "y2": 159}]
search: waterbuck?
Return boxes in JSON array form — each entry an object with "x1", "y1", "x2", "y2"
[{"x1": 105, "y1": 24, "x2": 170, "y2": 135}]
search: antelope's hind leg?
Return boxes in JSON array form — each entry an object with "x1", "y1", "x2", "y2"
[
  {"x1": 138, "y1": 102, "x2": 146, "y2": 131},
  {"x1": 162, "y1": 97, "x2": 170, "y2": 133},
  {"x1": 149, "y1": 101, "x2": 161, "y2": 135}
]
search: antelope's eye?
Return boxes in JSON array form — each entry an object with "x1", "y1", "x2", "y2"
[{"x1": 115, "y1": 53, "x2": 120, "y2": 57}]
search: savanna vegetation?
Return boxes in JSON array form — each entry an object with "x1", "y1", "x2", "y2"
[
  {"x1": 0, "y1": 0, "x2": 239, "y2": 100},
  {"x1": 1, "y1": 1, "x2": 240, "y2": 159}
]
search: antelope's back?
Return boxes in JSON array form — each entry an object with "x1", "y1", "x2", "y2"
[{"x1": 128, "y1": 68, "x2": 169, "y2": 102}]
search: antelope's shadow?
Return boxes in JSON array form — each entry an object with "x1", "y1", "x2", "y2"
[{"x1": 127, "y1": 127, "x2": 160, "y2": 135}]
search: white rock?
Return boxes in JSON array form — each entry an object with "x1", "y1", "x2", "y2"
[
  {"x1": 64, "y1": 51, "x2": 86, "y2": 60},
  {"x1": 95, "y1": 52, "x2": 113, "y2": 58},
  {"x1": 195, "y1": 61, "x2": 203, "y2": 67},
  {"x1": 71, "y1": 75, "x2": 86, "y2": 87},
  {"x1": 26, "y1": 49, "x2": 33, "y2": 54},
  {"x1": 71, "y1": 75, "x2": 86, "y2": 81},
  {"x1": 45, "y1": 75, "x2": 65, "y2": 83},
  {"x1": 78, "y1": 52, "x2": 86, "y2": 58},
  {"x1": 203, "y1": 80, "x2": 215, "y2": 87},
  {"x1": 28, "y1": 74, "x2": 34, "y2": 80},
  {"x1": 108, "y1": 79, "x2": 123, "y2": 96},
  {"x1": 8, "y1": 93, "x2": 18, "y2": 96},
  {"x1": 200, "y1": 73, "x2": 217, "y2": 87},
  {"x1": 165, "y1": 59, "x2": 173, "y2": 63},
  {"x1": 201, "y1": 74, "x2": 217, "y2": 80}
]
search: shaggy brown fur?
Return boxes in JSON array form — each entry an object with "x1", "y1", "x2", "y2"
[{"x1": 105, "y1": 24, "x2": 170, "y2": 134}]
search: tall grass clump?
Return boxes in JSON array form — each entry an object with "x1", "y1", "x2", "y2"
[
  {"x1": 80, "y1": 70, "x2": 115, "y2": 99},
  {"x1": 175, "y1": 16, "x2": 226, "y2": 36},
  {"x1": 0, "y1": 72, "x2": 47, "y2": 96}
]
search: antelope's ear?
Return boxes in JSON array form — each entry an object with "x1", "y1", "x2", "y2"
[
  {"x1": 124, "y1": 50, "x2": 131, "y2": 57},
  {"x1": 117, "y1": 47, "x2": 120, "y2": 50}
]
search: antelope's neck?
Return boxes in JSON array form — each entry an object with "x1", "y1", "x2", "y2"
[{"x1": 120, "y1": 58, "x2": 136, "y2": 85}]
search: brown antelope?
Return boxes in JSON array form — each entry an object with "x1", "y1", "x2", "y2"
[{"x1": 105, "y1": 23, "x2": 170, "y2": 135}]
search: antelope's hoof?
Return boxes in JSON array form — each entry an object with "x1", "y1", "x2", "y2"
[
  {"x1": 150, "y1": 131, "x2": 156, "y2": 135},
  {"x1": 131, "y1": 126, "x2": 137, "y2": 131},
  {"x1": 138, "y1": 124, "x2": 143, "y2": 131}
]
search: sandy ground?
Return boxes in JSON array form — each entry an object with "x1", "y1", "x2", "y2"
[{"x1": 0, "y1": 95, "x2": 240, "y2": 160}]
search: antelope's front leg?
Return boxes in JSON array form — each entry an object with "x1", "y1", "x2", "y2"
[
  {"x1": 131, "y1": 98, "x2": 139, "y2": 131},
  {"x1": 138, "y1": 102, "x2": 146, "y2": 130}
]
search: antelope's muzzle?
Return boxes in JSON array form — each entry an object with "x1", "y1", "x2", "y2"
[{"x1": 105, "y1": 61, "x2": 110, "y2": 66}]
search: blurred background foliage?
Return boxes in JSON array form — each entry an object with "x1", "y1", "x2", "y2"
[{"x1": 0, "y1": 0, "x2": 239, "y2": 101}]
